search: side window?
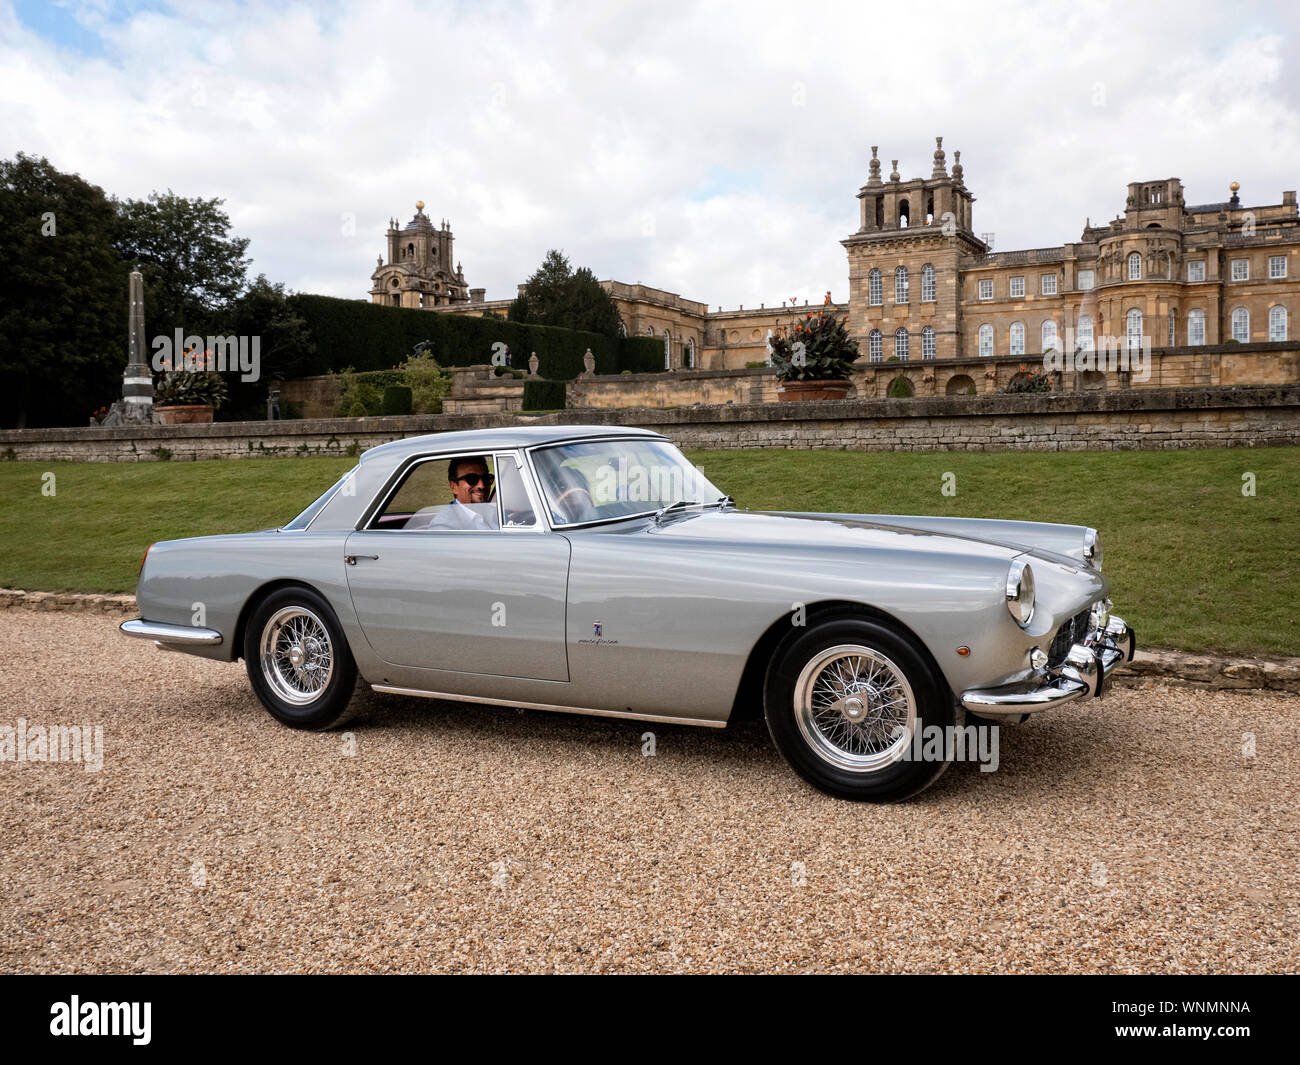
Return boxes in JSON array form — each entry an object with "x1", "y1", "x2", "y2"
[
  {"x1": 373, "y1": 455, "x2": 500, "y2": 532},
  {"x1": 496, "y1": 456, "x2": 537, "y2": 527}
]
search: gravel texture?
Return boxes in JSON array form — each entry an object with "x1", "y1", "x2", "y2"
[{"x1": 1, "y1": 608, "x2": 1297, "y2": 974}]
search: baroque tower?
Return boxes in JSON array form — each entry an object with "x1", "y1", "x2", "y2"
[
  {"x1": 369, "y1": 201, "x2": 475, "y2": 308},
  {"x1": 842, "y1": 138, "x2": 987, "y2": 361}
]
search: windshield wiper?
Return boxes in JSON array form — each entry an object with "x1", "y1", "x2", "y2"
[{"x1": 652, "y1": 499, "x2": 698, "y2": 526}]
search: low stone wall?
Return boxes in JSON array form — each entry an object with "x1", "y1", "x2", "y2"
[{"x1": 2, "y1": 385, "x2": 1297, "y2": 461}]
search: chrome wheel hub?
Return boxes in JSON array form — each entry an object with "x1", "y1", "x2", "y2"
[
  {"x1": 260, "y1": 607, "x2": 334, "y2": 706},
  {"x1": 793, "y1": 644, "x2": 917, "y2": 773}
]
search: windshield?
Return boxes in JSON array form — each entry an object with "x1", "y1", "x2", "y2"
[{"x1": 531, "y1": 438, "x2": 724, "y2": 526}]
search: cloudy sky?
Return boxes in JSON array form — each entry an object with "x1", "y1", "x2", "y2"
[{"x1": 3, "y1": 0, "x2": 1297, "y2": 309}]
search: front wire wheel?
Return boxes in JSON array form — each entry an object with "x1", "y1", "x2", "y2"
[
  {"x1": 765, "y1": 617, "x2": 959, "y2": 801},
  {"x1": 793, "y1": 645, "x2": 917, "y2": 773}
]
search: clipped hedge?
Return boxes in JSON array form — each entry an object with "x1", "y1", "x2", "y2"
[
  {"x1": 523, "y1": 379, "x2": 566, "y2": 411},
  {"x1": 382, "y1": 385, "x2": 413, "y2": 415},
  {"x1": 290, "y1": 294, "x2": 665, "y2": 380},
  {"x1": 618, "y1": 334, "x2": 668, "y2": 374}
]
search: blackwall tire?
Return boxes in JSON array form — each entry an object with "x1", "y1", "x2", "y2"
[
  {"x1": 764, "y1": 617, "x2": 960, "y2": 802},
  {"x1": 243, "y1": 586, "x2": 359, "y2": 731}
]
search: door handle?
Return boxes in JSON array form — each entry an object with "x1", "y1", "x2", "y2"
[{"x1": 345, "y1": 554, "x2": 380, "y2": 565}]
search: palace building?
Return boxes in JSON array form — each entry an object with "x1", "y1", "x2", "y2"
[{"x1": 375, "y1": 140, "x2": 1298, "y2": 372}]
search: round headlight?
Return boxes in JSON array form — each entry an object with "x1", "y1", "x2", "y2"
[
  {"x1": 1006, "y1": 560, "x2": 1035, "y2": 627},
  {"x1": 1083, "y1": 528, "x2": 1103, "y2": 570}
]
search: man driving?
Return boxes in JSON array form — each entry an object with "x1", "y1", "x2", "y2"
[{"x1": 422, "y1": 455, "x2": 500, "y2": 531}]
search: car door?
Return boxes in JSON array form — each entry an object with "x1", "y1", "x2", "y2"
[{"x1": 343, "y1": 451, "x2": 570, "y2": 681}]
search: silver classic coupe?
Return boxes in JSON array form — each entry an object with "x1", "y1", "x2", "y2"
[{"x1": 121, "y1": 425, "x2": 1133, "y2": 801}]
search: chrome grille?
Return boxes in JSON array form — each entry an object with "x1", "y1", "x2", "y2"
[{"x1": 1048, "y1": 608, "x2": 1092, "y2": 668}]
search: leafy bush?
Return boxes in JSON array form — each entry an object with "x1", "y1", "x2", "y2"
[
  {"x1": 768, "y1": 310, "x2": 860, "y2": 382},
  {"x1": 523, "y1": 379, "x2": 566, "y2": 411},
  {"x1": 333, "y1": 352, "x2": 449, "y2": 417},
  {"x1": 155, "y1": 370, "x2": 228, "y2": 409},
  {"x1": 1000, "y1": 366, "x2": 1053, "y2": 394},
  {"x1": 402, "y1": 351, "x2": 449, "y2": 413},
  {"x1": 887, "y1": 376, "x2": 915, "y2": 398},
  {"x1": 382, "y1": 385, "x2": 413, "y2": 415}
]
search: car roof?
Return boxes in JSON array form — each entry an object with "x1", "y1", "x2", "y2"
[{"x1": 359, "y1": 424, "x2": 667, "y2": 465}]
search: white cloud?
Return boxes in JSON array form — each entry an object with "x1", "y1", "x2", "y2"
[{"x1": 1, "y1": 0, "x2": 1297, "y2": 309}]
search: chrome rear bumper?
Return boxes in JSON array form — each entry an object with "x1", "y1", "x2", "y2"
[
  {"x1": 120, "y1": 618, "x2": 223, "y2": 647},
  {"x1": 961, "y1": 616, "x2": 1134, "y2": 717}
]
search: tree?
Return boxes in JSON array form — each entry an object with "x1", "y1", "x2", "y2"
[
  {"x1": 113, "y1": 190, "x2": 251, "y2": 337},
  {"x1": 219, "y1": 275, "x2": 315, "y2": 420},
  {"x1": 0, "y1": 154, "x2": 125, "y2": 428},
  {"x1": 507, "y1": 249, "x2": 624, "y2": 339}
]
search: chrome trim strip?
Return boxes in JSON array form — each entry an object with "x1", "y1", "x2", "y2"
[
  {"x1": 370, "y1": 684, "x2": 725, "y2": 728},
  {"x1": 121, "y1": 619, "x2": 223, "y2": 646}
]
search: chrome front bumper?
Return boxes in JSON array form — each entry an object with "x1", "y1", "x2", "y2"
[{"x1": 961, "y1": 615, "x2": 1135, "y2": 717}]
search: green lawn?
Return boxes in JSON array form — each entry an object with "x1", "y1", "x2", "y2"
[{"x1": 1, "y1": 447, "x2": 1296, "y2": 656}]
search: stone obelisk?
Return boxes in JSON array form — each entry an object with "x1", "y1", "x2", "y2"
[{"x1": 122, "y1": 267, "x2": 153, "y2": 420}]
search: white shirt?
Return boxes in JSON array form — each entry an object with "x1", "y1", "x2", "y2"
[{"x1": 418, "y1": 499, "x2": 500, "y2": 531}]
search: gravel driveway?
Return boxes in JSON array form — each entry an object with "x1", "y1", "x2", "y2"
[{"x1": 1, "y1": 608, "x2": 1296, "y2": 974}]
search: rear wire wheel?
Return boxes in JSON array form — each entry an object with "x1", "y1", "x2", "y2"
[{"x1": 244, "y1": 587, "x2": 359, "y2": 730}]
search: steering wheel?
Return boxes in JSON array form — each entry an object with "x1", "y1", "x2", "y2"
[{"x1": 553, "y1": 486, "x2": 595, "y2": 523}]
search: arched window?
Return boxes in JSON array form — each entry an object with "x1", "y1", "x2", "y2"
[
  {"x1": 895, "y1": 328, "x2": 910, "y2": 360},
  {"x1": 1077, "y1": 315, "x2": 1094, "y2": 352},
  {"x1": 1128, "y1": 252, "x2": 1142, "y2": 281},
  {"x1": 895, "y1": 266, "x2": 909, "y2": 304},
  {"x1": 1269, "y1": 305, "x2": 1287, "y2": 342},
  {"x1": 921, "y1": 326, "x2": 936, "y2": 360},
  {"x1": 684, "y1": 337, "x2": 695, "y2": 368},
  {"x1": 1168, "y1": 311, "x2": 1176, "y2": 347},
  {"x1": 1187, "y1": 309, "x2": 1205, "y2": 346},
  {"x1": 868, "y1": 269, "x2": 882, "y2": 306},
  {"x1": 868, "y1": 329, "x2": 883, "y2": 362},
  {"x1": 1009, "y1": 322, "x2": 1025, "y2": 356},
  {"x1": 1041, "y1": 319, "x2": 1058, "y2": 352},
  {"x1": 407, "y1": 242, "x2": 415, "y2": 260},
  {"x1": 899, "y1": 198, "x2": 910, "y2": 228},
  {"x1": 1126, "y1": 309, "x2": 1144, "y2": 351},
  {"x1": 663, "y1": 329, "x2": 671, "y2": 369},
  {"x1": 978, "y1": 324, "x2": 993, "y2": 357},
  {"x1": 921, "y1": 264, "x2": 935, "y2": 303},
  {"x1": 1231, "y1": 307, "x2": 1249, "y2": 342},
  {"x1": 925, "y1": 194, "x2": 935, "y2": 226}
]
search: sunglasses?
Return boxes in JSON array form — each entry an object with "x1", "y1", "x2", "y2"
[{"x1": 456, "y1": 473, "x2": 494, "y2": 487}]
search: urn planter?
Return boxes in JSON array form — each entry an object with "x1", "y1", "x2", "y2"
[
  {"x1": 153, "y1": 404, "x2": 214, "y2": 425},
  {"x1": 776, "y1": 379, "x2": 854, "y2": 402}
]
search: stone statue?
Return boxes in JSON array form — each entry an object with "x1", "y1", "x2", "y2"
[
  {"x1": 583, "y1": 348, "x2": 596, "y2": 374},
  {"x1": 528, "y1": 352, "x2": 539, "y2": 377}
]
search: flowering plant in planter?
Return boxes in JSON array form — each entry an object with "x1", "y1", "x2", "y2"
[
  {"x1": 768, "y1": 310, "x2": 859, "y2": 382},
  {"x1": 154, "y1": 369, "x2": 228, "y2": 410},
  {"x1": 999, "y1": 364, "x2": 1053, "y2": 394}
]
